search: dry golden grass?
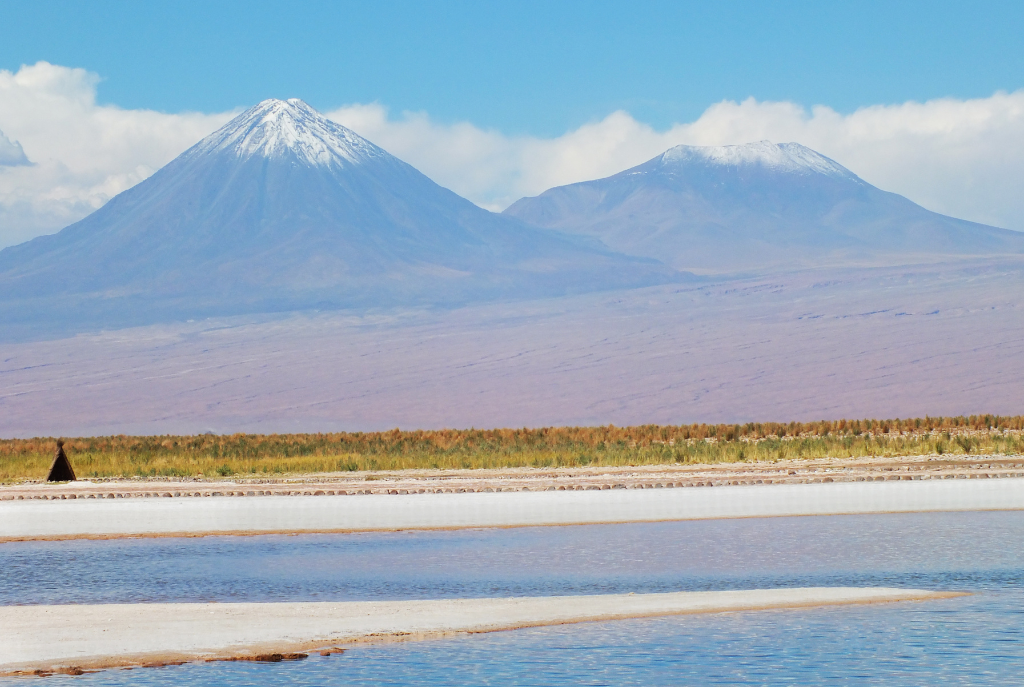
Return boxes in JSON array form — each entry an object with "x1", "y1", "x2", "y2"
[{"x1": 3, "y1": 414, "x2": 1022, "y2": 482}]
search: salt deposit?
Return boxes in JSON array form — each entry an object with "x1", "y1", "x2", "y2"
[{"x1": 0, "y1": 588, "x2": 960, "y2": 674}]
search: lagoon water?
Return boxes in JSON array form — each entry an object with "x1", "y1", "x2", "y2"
[{"x1": 3, "y1": 511, "x2": 1024, "y2": 684}]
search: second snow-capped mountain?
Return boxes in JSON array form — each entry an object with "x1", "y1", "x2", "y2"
[
  {"x1": 504, "y1": 141, "x2": 1024, "y2": 273},
  {"x1": 0, "y1": 99, "x2": 680, "y2": 330}
]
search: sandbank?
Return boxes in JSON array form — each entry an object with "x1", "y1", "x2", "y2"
[
  {"x1": 0, "y1": 588, "x2": 962, "y2": 675},
  {"x1": 2, "y1": 478, "x2": 1024, "y2": 541}
]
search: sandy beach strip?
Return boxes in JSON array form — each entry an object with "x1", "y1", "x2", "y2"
[
  {"x1": 0, "y1": 588, "x2": 962, "y2": 675},
  {"x1": 2, "y1": 478, "x2": 1023, "y2": 541}
]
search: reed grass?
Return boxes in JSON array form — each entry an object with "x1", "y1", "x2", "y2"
[{"x1": 3, "y1": 415, "x2": 1023, "y2": 482}]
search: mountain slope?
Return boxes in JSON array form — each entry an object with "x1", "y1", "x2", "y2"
[
  {"x1": 0, "y1": 99, "x2": 680, "y2": 331},
  {"x1": 504, "y1": 141, "x2": 1024, "y2": 273}
]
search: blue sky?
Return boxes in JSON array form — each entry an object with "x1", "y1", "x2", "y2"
[{"x1": 3, "y1": 0, "x2": 1023, "y2": 136}]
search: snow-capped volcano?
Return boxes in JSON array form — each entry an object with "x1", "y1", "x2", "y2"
[
  {"x1": 191, "y1": 98, "x2": 384, "y2": 168},
  {"x1": 505, "y1": 140, "x2": 1024, "y2": 273},
  {"x1": 659, "y1": 141, "x2": 858, "y2": 179},
  {"x1": 0, "y1": 100, "x2": 680, "y2": 333}
]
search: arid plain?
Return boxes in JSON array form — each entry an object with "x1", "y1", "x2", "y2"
[{"x1": 4, "y1": 258, "x2": 1024, "y2": 438}]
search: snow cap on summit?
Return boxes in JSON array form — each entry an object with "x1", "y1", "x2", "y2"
[
  {"x1": 190, "y1": 98, "x2": 386, "y2": 168},
  {"x1": 660, "y1": 141, "x2": 857, "y2": 179}
]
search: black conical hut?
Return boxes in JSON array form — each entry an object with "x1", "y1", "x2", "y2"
[{"x1": 46, "y1": 439, "x2": 76, "y2": 482}]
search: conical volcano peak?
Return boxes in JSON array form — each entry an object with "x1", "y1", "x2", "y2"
[
  {"x1": 504, "y1": 136, "x2": 1024, "y2": 275},
  {"x1": 191, "y1": 98, "x2": 386, "y2": 168},
  {"x1": 0, "y1": 95, "x2": 680, "y2": 332},
  {"x1": 660, "y1": 140, "x2": 857, "y2": 179}
]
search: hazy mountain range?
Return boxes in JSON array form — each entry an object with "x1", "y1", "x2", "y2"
[
  {"x1": 0, "y1": 99, "x2": 677, "y2": 333},
  {"x1": 2, "y1": 99, "x2": 1019, "y2": 336}
]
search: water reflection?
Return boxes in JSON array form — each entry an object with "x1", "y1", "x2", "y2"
[{"x1": 3, "y1": 511, "x2": 1021, "y2": 606}]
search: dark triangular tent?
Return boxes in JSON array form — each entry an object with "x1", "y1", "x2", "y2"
[{"x1": 46, "y1": 440, "x2": 76, "y2": 482}]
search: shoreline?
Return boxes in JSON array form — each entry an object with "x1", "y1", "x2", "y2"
[
  {"x1": 0, "y1": 588, "x2": 964, "y2": 675},
  {"x1": 5, "y1": 454, "x2": 1024, "y2": 499},
  {"x1": 2, "y1": 478, "x2": 1024, "y2": 542}
]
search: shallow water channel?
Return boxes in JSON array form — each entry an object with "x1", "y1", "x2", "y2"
[{"x1": 3, "y1": 511, "x2": 1024, "y2": 684}]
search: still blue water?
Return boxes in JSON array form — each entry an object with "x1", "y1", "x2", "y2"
[{"x1": 3, "y1": 511, "x2": 1023, "y2": 684}]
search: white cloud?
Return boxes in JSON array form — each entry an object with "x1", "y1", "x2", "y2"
[
  {"x1": 1, "y1": 61, "x2": 1022, "y2": 250},
  {"x1": 325, "y1": 104, "x2": 671, "y2": 212},
  {"x1": 328, "y1": 93, "x2": 1024, "y2": 230},
  {"x1": 0, "y1": 62, "x2": 232, "y2": 247}
]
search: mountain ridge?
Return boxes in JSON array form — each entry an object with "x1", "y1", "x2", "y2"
[
  {"x1": 504, "y1": 140, "x2": 1024, "y2": 273},
  {"x1": 0, "y1": 99, "x2": 682, "y2": 334}
]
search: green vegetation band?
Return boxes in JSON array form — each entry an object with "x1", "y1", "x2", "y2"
[{"x1": 2, "y1": 414, "x2": 1021, "y2": 481}]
